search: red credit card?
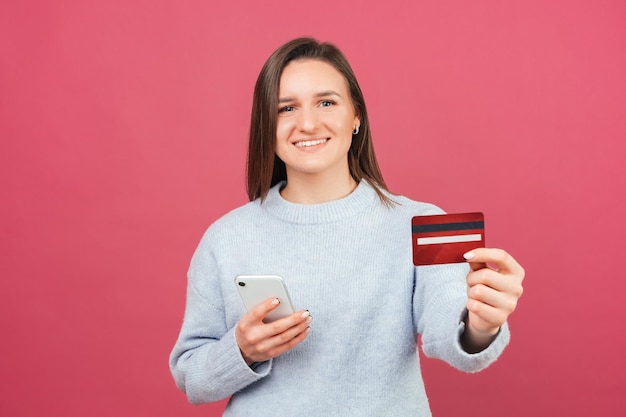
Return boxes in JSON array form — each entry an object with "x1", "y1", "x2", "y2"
[{"x1": 412, "y1": 212, "x2": 485, "y2": 266}]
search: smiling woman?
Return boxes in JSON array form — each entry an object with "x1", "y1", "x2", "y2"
[
  {"x1": 274, "y1": 59, "x2": 360, "y2": 203},
  {"x1": 245, "y1": 38, "x2": 394, "y2": 206},
  {"x1": 168, "y1": 37, "x2": 524, "y2": 416}
]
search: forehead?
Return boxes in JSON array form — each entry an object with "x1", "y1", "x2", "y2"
[{"x1": 279, "y1": 59, "x2": 349, "y2": 95}]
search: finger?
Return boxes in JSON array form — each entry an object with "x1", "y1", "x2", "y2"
[
  {"x1": 245, "y1": 297, "x2": 282, "y2": 324},
  {"x1": 257, "y1": 314, "x2": 312, "y2": 354},
  {"x1": 237, "y1": 298, "x2": 284, "y2": 346},
  {"x1": 264, "y1": 309, "x2": 311, "y2": 337},
  {"x1": 465, "y1": 258, "x2": 487, "y2": 272},
  {"x1": 467, "y1": 283, "x2": 519, "y2": 313},
  {"x1": 240, "y1": 309, "x2": 311, "y2": 348},
  {"x1": 464, "y1": 248, "x2": 525, "y2": 277},
  {"x1": 466, "y1": 268, "x2": 523, "y2": 296},
  {"x1": 463, "y1": 248, "x2": 487, "y2": 272},
  {"x1": 254, "y1": 327, "x2": 311, "y2": 363},
  {"x1": 241, "y1": 313, "x2": 312, "y2": 363},
  {"x1": 467, "y1": 299, "x2": 508, "y2": 330},
  {"x1": 268, "y1": 325, "x2": 311, "y2": 357}
]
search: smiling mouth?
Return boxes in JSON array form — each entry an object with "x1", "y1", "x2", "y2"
[{"x1": 294, "y1": 138, "x2": 329, "y2": 148}]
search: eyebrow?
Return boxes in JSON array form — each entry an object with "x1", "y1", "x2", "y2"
[{"x1": 278, "y1": 90, "x2": 342, "y2": 104}]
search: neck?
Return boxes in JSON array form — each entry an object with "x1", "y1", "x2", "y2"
[{"x1": 280, "y1": 170, "x2": 358, "y2": 204}]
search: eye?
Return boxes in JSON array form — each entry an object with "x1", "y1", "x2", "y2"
[
  {"x1": 278, "y1": 105, "x2": 295, "y2": 114},
  {"x1": 320, "y1": 100, "x2": 335, "y2": 108}
]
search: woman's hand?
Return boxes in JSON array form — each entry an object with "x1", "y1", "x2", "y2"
[
  {"x1": 461, "y1": 248, "x2": 525, "y2": 353},
  {"x1": 235, "y1": 298, "x2": 312, "y2": 366}
]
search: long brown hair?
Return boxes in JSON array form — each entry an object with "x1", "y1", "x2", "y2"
[{"x1": 246, "y1": 37, "x2": 394, "y2": 205}]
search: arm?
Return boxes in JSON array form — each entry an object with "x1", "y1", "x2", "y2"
[
  {"x1": 169, "y1": 272, "x2": 264, "y2": 403},
  {"x1": 169, "y1": 245, "x2": 265, "y2": 404},
  {"x1": 414, "y1": 260, "x2": 514, "y2": 372},
  {"x1": 169, "y1": 242, "x2": 312, "y2": 404}
]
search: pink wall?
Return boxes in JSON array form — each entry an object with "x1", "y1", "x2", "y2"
[{"x1": 1, "y1": 1, "x2": 624, "y2": 415}]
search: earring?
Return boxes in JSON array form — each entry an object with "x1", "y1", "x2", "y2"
[{"x1": 352, "y1": 126, "x2": 360, "y2": 135}]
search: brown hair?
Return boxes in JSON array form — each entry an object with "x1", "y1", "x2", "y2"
[{"x1": 246, "y1": 37, "x2": 395, "y2": 205}]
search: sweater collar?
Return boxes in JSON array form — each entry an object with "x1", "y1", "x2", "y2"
[{"x1": 261, "y1": 180, "x2": 378, "y2": 224}]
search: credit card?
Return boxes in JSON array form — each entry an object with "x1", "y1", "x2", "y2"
[{"x1": 412, "y1": 212, "x2": 485, "y2": 265}]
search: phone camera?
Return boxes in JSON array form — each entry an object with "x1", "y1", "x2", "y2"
[{"x1": 238, "y1": 281, "x2": 246, "y2": 287}]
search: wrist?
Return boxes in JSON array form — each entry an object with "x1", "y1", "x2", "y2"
[{"x1": 461, "y1": 317, "x2": 499, "y2": 354}]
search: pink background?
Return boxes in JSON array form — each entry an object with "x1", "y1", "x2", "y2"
[{"x1": 1, "y1": 1, "x2": 625, "y2": 415}]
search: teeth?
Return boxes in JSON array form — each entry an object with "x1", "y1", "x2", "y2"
[{"x1": 295, "y1": 138, "x2": 328, "y2": 147}]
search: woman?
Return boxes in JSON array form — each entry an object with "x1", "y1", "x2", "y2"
[{"x1": 170, "y1": 37, "x2": 524, "y2": 416}]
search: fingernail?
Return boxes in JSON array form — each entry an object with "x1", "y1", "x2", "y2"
[
  {"x1": 272, "y1": 298, "x2": 280, "y2": 306},
  {"x1": 306, "y1": 316, "x2": 312, "y2": 324},
  {"x1": 463, "y1": 251, "x2": 475, "y2": 260},
  {"x1": 301, "y1": 310, "x2": 310, "y2": 319}
]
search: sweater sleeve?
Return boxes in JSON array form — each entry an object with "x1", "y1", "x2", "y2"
[
  {"x1": 168, "y1": 237, "x2": 272, "y2": 404},
  {"x1": 414, "y1": 262, "x2": 510, "y2": 373}
]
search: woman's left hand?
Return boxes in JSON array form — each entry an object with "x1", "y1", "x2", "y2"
[{"x1": 461, "y1": 247, "x2": 525, "y2": 352}]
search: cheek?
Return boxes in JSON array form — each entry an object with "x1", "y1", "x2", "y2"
[
  {"x1": 333, "y1": 111, "x2": 357, "y2": 134},
  {"x1": 276, "y1": 118, "x2": 293, "y2": 140},
  {"x1": 274, "y1": 120, "x2": 292, "y2": 157},
  {"x1": 336, "y1": 118, "x2": 354, "y2": 137}
]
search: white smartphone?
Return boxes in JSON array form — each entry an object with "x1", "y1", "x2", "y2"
[{"x1": 234, "y1": 274, "x2": 295, "y2": 323}]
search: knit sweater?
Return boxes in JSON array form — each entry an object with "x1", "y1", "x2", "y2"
[{"x1": 169, "y1": 180, "x2": 510, "y2": 416}]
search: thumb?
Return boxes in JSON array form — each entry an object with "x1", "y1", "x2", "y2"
[
  {"x1": 247, "y1": 297, "x2": 281, "y2": 323},
  {"x1": 463, "y1": 250, "x2": 487, "y2": 271}
]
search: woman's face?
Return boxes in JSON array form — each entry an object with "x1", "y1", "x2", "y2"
[{"x1": 275, "y1": 59, "x2": 359, "y2": 181}]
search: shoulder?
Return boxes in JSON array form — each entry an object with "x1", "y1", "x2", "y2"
[
  {"x1": 359, "y1": 187, "x2": 450, "y2": 237},
  {"x1": 360, "y1": 180, "x2": 445, "y2": 216},
  {"x1": 187, "y1": 200, "x2": 264, "y2": 256},
  {"x1": 205, "y1": 199, "x2": 263, "y2": 236},
  {"x1": 382, "y1": 189, "x2": 447, "y2": 217}
]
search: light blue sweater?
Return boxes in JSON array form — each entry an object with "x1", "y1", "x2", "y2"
[{"x1": 169, "y1": 180, "x2": 510, "y2": 416}]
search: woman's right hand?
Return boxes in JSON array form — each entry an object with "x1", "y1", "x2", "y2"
[{"x1": 235, "y1": 298, "x2": 311, "y2": 366}]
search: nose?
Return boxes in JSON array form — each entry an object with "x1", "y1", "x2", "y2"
[{"x1": 296, "y1": 106, "x2": 319, "y2": 133}]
